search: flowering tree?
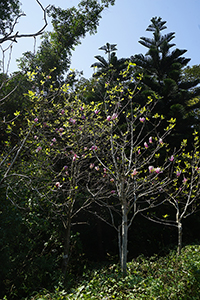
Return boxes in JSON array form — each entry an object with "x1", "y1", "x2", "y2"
[
  {"x1": 85, "y1": 63, "x2": 184, "y2": 276},
  {"x1": 143, "y1": 132, "x2": 200, "y2": 255},
  {"x1": 0, "y1": 0, "x2": 50, "y2": 188},
  {"x1": 8, "y1": 71, "x2": 107, "y2": 278}
]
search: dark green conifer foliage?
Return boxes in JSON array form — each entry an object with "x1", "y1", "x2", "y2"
[
  {"x1": 132, "y1": 17, "x2": 200, "y2": 146},
  {"x1": 91, "y1": 42, "x2": 128, "y2": 80}
]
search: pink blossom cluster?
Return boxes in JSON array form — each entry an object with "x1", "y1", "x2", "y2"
[
  {"x1": 107, "y1": 113, "x2": 118, "y2": 121},
  {"x1": 131, "y1": 169, "x2": 138, "y2": 178},
  {"x1": 36, "y1": 146, "x2": 42, "y2": 153},
  {"x1": 55, "y1": 182, "x2": 61, "y2": 188},
  {"x1": 73, "y1": 153, "x2": 79, "y2": 161},
  {"x1": 139, "y1": 117, "x2": 145, "y2": 123},
  {"x1": 90, "y1": 145, "x2": 98, "y2": 151},
  {"x1": 148, "y1": 166, "x2": 162, "y2": 174},
  {"x1": 69, "y1": 118, "x2": 76, "y2": 124},
  {"x1": 89, "y1": 163, "x2": 100, "y2": 171}
]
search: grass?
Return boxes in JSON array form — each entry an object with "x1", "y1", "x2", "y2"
[{"x1": 25, "y1": 244, "x2": 200, "y2": 300}]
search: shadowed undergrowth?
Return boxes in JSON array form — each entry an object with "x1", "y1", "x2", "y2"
[{"x1": 25, "y1": 244, "x2": 200, "y2": 300}]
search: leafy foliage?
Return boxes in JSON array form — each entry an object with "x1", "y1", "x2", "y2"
[
  {"x1": 0, "y1": 0, "x2": 21, "y2": 36},
  {"x1": 26, "y1": 245, "x2": 200, "y2": 300}
]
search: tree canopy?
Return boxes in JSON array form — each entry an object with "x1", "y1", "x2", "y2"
[{"x1": 1, "y1": 7, "x2": 200, "y2": 299}]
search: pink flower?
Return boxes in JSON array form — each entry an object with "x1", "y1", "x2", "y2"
[
  {"x1": 155, "y1": 167, "x2": 162, "y2": 174},
  {"x1": 131, "y1": 169, "x2": 138, "y2": 178},
  {"x1": 52, "y1": 137, "x2": 56, "y2": 142},
  {"x1": 95, "y1": 166, "x2": 99, "y2": 171},
  {"x1": 34, "y1": 117, "x2": 38, "y2": 122},
  {"x1": 34, "y1": 135, "x2": 38, "y2": 140},
  {"x1": 59, "y1": 127, "x2": 64, "y2": 132},
  {"x1": 149, "y1": 136, "x2": 153, "y2": 143},
  {"x1": 139, "y1": 117, "x2": 145, "y2": 123},
  {"x1": 149, "y1": 166, "x2": 154, "y2": 173},
  {"x1": 55, "y1": 182, "x2": 61, "y2": 188},
  {"x1": 159, "y1": 138, "x2": 163, "y2": 145},
  {"x1": 63, "y1": 166, "x2": 68, "y2": 171},
  {"x1": 69, "y1": 118, "x2": 76, "y2": 124},
  {"x1": 73, "y1": 154, "x2": 79, "y2": 161},
  {"x1": 84, "y1": 147, "x2": 88, "y2": 151},
  {"x1": 90, "y1": 145, "x2": 97, "y2": 151},
  {"x1": 138, "y1": 149, "x2": 141, "y2": 155},
  {"x1": 94, "y1": 109, "x2": 100, "y2": 114},
  {"x1": 111, "y1": 190, "x2": 116, "y2": 194},
  {"x1": 61, "y1": 109, "x2": 65, "y2": 115},
  {"x1": 144, "y1": 142, "x2": 148, "y2": 149},
  {"x1": 80, "y1": 106, "x2": 84, "y2": 111},
  {"x1": 169, "y1": 155, "x2": 174, "y2": 162},
  {"x1": 110, "y1": 178, "x2": 114, "y2": 183},
  {"x1": 90, "y1": 163, "x2": 95, "y2": 169},
  {"x1": 50, "y1": 143, "x2": 53, "y2": 146},
  {"x1": 103, "y1": 168, "x2": 107, "y2": 173},
  {"x1": 176, "y1": 170, "x2": 181, "y2": 177},
  {"x1": 36, "y1": 146, "x2": 42, "y2": 153},
  {"x1": 111, "y1": 113, "x2": 118, "y2": 120},
  {"x1": 183, "y1": 177, "x2": 187, "y2": 184},
  {"x1": 107, "y1": 115, "x2": 111, "y2": 121}
]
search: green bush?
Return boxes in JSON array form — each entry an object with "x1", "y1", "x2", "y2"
[{"x1": 27, "y1": 244, "x2": 200, "y2": 300}]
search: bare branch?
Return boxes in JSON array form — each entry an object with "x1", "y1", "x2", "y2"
[{"x1": 0, "y1": 0, "x2": 50, "y2": 44}]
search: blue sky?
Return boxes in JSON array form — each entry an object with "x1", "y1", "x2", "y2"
[{"x1": 4, "y1": 0, "x2": 200, "y2": 78}]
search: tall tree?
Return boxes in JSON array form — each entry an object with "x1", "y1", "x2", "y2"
[
  {"x1": 91, "y1": 42, "x2": 129, "y2": 80},
  {"x1": 86, "y1": 62, "x2": 185, "y2": 276},
  {"x1": 18, "y1": 1, "x2": 116, "y2": 85},
  {"x1": 0, "y1": 0, "x2": 21, "y2": 36},
  {"x1": 131, "y1": 17, "x2": 200, "y2": 145}
]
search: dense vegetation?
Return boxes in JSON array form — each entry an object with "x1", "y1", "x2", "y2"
[
  {"x1": 26, "y1": 245, "x2": 200, "y2": 300},
  {"x1": 0, "y1": 1, "x2": 200, "y2": 299}
]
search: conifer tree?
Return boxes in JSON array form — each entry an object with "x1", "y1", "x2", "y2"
[{"x1": 132, "y1": 17, "x2": 200, "y2": 146}]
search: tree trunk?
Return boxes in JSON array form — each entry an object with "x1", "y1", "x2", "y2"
[
  {"x1": 121, "y1": 203, "x2": 128, "y2": 277},
  {"x1": 177, "y1": 221, "x2": 182, "y2": 255},
  {"x1": 62, "y1": 220, "x2": 71, "y2": 279}
]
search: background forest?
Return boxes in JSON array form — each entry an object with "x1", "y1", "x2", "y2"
[{"x1": 1, "y1": 1, "x2": 200, "y2": 299}]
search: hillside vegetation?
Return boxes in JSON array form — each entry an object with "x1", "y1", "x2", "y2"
[{"x1": 27, "y1": 245, "x2": 200, "y2": 300}]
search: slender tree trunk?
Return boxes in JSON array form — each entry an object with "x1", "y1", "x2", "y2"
[
  {"x1": 118, "y1": 225, "x2": 122, "y2": 264},
  {"x1": 177, "y1": 221, "x2": 182, "y2": 255},
  {"x1": 121, "y1": 203, "x2": 128, "y2": 277},
  {"x1": 62, "y1": 220, "x2": 71, "y2": 279}
]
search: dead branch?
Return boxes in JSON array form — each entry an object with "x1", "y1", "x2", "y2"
[{"x1": 0, "y1": 0, "x2": 50, "y2": 44}]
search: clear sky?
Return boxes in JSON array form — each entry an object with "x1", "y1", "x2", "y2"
[{"x1": 4, "y1": 0, "x2": 200, "y2": 78}]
